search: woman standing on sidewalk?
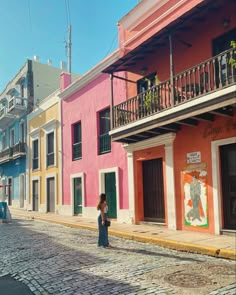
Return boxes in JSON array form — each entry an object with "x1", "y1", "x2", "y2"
[{"x1": 97, "y1": 193, "x2": 110, "y2": 248}]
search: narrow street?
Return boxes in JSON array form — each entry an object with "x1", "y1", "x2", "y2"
[{"x1": 0, "y1": 218, "x2": 235, "y2": 295}]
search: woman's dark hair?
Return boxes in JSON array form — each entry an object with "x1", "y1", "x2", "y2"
[{"x1": 97, "y1": 193, "x2": 106, "y2": 210}]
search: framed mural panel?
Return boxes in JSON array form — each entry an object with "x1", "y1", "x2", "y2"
[{"x1": 182, "y1": 162, "x2": 208, "y2": 228}]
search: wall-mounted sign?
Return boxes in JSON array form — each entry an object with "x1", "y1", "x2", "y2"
[{"x1": 187, "y1": 152, "x2": 201, "y2": 164}]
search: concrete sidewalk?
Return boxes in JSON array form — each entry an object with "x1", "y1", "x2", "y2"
[{"x1": 9, "y1": 208, "x2": 236, "y2": 260}]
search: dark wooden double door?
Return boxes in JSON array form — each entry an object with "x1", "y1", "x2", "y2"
[
  {"x1": 220, "y1": 143, "x2": 236, "y2": 230},
  {"x1": 142, "y1": 158, "x2": 165, "y2": 223}
]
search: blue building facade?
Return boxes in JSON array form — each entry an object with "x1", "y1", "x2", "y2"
[{"x1": 0, "y1": 59, "x2": 65, "y2": 208}]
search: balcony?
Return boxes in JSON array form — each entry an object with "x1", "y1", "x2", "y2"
[
  {"x1": 0, "y1": 147, "x2": 12, "y2": 163},
  {"x1": 110, "y1": 49, "x2": 236, "y2": 143},
  {"x1": 8, "y1": 96, "x2": 28, "y2": 116},
  {"x1": 0, "y1": 106, "x2": 15, "y2": 130},
  {"x1": 0, "y1": 142, "x2": 26, "y2": 163},
  {"x1": 12, "y1": 142, "x2": 26, "y2": 159}
]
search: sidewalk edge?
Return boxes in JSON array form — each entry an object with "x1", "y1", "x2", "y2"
[{"x1": 12, "y1": 212, "x2": 236, "y2": 261}]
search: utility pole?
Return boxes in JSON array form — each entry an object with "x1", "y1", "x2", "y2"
[{"x1": 68, "y1": 24, "x2": 72, "y2": 74}]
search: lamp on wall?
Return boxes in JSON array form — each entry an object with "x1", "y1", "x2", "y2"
[
  {"x1": 223, "y1": 18, "x2": 230, "y2": 28},
  {"x1": 140, "y1": 66, "x2": 148, "y2": 75}
]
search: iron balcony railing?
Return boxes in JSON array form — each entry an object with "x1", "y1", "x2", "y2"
[
  {"x1": 0, "y1": 147, "x2": 12, "y2": 160},
  {"x1": 0, "y1": 142, "x2": 26, "y2": 161},
  {"x1": 99, "y1": 133, "x2": 111, "y2": 154},
  {"x1": 113, "y1": 48, "x2": 236, "y2": 129},
  {"x1": 12, "y1": 142, "x2": 26, "y2": 155}
]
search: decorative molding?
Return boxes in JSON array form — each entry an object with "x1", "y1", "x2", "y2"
[
  {"x1": 123, "y1": 133, "x2": 176, "y2": 152},
  {"x1": 120, "y1": 0, "x2": 169, "y2": 31}
]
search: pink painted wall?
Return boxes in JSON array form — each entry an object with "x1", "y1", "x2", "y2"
[{"x1": 61, "y1": 73, "x2": 129, "y2": 209}]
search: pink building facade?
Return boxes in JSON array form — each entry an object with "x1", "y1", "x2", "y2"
[{"x1": 59, "y1": 52, "x2": 132, "y2": 222}]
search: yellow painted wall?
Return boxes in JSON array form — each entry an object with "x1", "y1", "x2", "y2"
[{"x1": 28, "y1": 101, "x2": 61, "y2": 211}]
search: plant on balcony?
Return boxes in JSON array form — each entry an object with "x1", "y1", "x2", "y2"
[
  {"x1": 143, "y1": 75, "x2": 160, "y2": 112},
  {"x1": 229, "y1": 40, "x2": 236, "y2": 68}
]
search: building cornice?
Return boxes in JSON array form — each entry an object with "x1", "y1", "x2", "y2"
[
  {"x1": 59, "y1": 49, "x2": 120, "y2": 100},
  {"x1": 119, "y1": 0, "x2": 169, "y2": 31},
  {"x1": 123, "y1": 0, "x2": 192, "y2": 49},
  {"x1": 123, "y1": 133, "x2": 176, "y2": 152}
]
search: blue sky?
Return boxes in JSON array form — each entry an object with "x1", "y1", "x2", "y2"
[{"x1": 0, "y1": 0, "x2": 140, "y2": 92}]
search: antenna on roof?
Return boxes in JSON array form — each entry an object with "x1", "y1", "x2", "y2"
[{"x1": 68, "y1": 24, "x2": 72, "y2": 74}]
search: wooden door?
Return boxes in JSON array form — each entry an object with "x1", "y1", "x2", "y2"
[
  {"x1": 32, "y1": 180, "x2": 39, "y2": 211},
  {"x1": 47, "y1": 177, "x2": 55, "y2": 212},
  {"x1": 105, "y1": 172, "x2": 117, "y2": 219},
  {"x1": 74, "y1": 177, "x2": 82, "y2": 215},
  {"x1": 220, "y1": 143, "x2": 236, "y2": 230},
  {"x1": 142, "y1": 158, "x2": 165, "y2": 223}
]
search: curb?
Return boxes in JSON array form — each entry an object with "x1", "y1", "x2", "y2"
[{"x1": 12, "y1": 212, "x2": 236, "y2": 261}]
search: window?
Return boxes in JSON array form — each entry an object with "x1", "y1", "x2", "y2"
[
  {"x1": 20, "y1": 121, "x2": 25, "y2": 143},
  {"x1": 46, "y1": 132, "x2": 54, "y2": 166},
  {"x1": 99, "y1": 108, "x2": 111, "y2": 154},
  {"x1": 72, "y1": 122, "x2": 82, "y2": 160},
  {"x1": 20, "y1": 83, "x2": 24, "y2": 98},
  {"x1": 1, "y1": 134, "x2": 6, "y2": 150},
  {"x1": 10, "y1": 129, "x2": 15, "y2": 147},
  {"x1": 32, "y1": 139, "x2": 39, "y2": 170}
]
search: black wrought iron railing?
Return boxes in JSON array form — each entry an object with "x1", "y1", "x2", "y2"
[
  {"x1": 12, "y1": 142, "x2": 26, "y2": 155},
  {"x1": 113, "y1": 48, "x2": 236, "y2": 129},
  {"x1": 99, "y1": 133, "x2": 111, "y2": 154},
  {"x1": 72, "y1": 142, "x2": 82, "y2": 160},
  {"x1": 0, "y1": 147, "x2": 12, "y2": 160}
]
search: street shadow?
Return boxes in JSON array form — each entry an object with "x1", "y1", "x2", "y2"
[
  {"x1": 0, "y1": 218, "x2": 145, "y2": 295},
  {"x1": 108, "y1": 245, "x2": 204, "y2": 262}
]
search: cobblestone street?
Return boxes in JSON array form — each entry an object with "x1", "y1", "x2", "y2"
[{"x1": 0, "y1": 218, "x2": 235, "y2": 295}]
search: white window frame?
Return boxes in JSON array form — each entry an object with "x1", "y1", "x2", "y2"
[
  {"x1": 10, "y1": 128, "x2": 15, "y2": 147},
  {"x1": 42, "y1": 120, "x2": 57, "y2": 169},
  {"x1": 32, "y1": 138, "x2": 40, "y2": 171},
  {"x1": 1, "y1": 133, "x2": 6, "y2": 151},
  {"x1": 46, "y1": 131, "x2": 55, "y2": 167},
  {"x1": 19, "y1": 120, "x2": 25, "y2": 143}
]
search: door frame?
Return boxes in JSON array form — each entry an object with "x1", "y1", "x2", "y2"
[
  {"x1": 45, "y1": 173, "x2": 57, "y2": 213},
  {"x1": 31, "y1": 176, "x2": 40, "y2": 211},
  {"x1": 123, "y1": 133, "x2": 176, "y2": 229},
  {"x1": 70, "y1": 172, "x2": 85, "y2": 216},
  {"x1": 212, "y1": 136, "x2": 236, "y2": 234},
  {"x1": 99, "y1": 167, "x2": 119, "y2": 219}
]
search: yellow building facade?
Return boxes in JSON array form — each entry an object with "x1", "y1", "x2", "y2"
[{"x1": 27, "y1": 91, "x2": 62, "y2": 213}]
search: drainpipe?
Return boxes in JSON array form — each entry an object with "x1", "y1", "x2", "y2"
[
  {"x1": 169, "y1": 34, "x2": 175, "y2": 105},
  {"x1": 110, "y1": 73, "x2": 114, "y2": 129}
]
